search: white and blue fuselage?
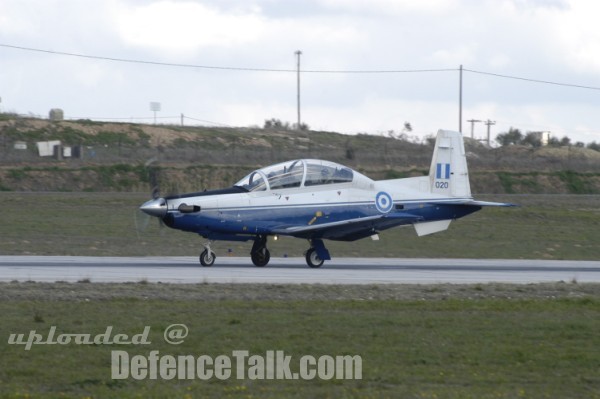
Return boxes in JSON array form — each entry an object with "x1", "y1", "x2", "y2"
[{"x1": 140, "y1": 130, "x2": 513, "y2": 267}]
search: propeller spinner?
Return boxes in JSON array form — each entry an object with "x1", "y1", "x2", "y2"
[{"x1": 140, "y1": 198, "x2": 167, "y2": 217}]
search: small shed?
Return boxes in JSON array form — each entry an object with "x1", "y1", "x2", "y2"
[{"x1": 37, "y1": 140, "x2": 61, "y2": 157}]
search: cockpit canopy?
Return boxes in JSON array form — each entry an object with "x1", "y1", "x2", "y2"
[{"x1": 235, "y1": 159, "x2": 356, "y2": 192}]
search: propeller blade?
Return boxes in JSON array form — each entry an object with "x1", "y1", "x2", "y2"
[{"x1": 133, "y1": 209, "x2": 152, "y2": 239}]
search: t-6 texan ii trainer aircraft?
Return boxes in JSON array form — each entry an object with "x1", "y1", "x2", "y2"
[{"x1": 140, "y1": 130, "x2": 513, "y2": 268}]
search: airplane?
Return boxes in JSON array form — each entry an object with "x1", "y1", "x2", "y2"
[{"x1": 140, "y1": 130, "x2": 513, "y2": 268}]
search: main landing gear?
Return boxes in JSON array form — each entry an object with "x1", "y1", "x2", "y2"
[
  {"x1": 197, "y1": 236, "x2": 331, "y2": 268},
  {"x1": 305, "y1": 239, "x2": 330, "y2": 268},
  {"x1": 305, "y1": 248, "x2": 324, "y2": 268},
  {"x1": 250, "y1": 235, "x2": 270, "y2": 267}
]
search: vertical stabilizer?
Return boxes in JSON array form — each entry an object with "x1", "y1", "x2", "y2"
[{"x1": 429, "y1": 130, "x2": 471, "y2": 197}]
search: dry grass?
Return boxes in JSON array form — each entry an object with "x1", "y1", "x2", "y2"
[{"x1": 1, "y1": 192, "x2": 599, "y2": 260}]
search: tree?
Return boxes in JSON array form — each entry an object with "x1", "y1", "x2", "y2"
[
  {"x1": 495, "y1": 128, "x2": 523, "y2": 146},
  {"x1": 264, "y1": 118, "x2": 290, "y2": 130},
  {"x1": 547, "y1": 136, "x2": 561, "y2": 146},
  {"x1": 295, "y1": 122, "x2": 310, "y2": 131},
  {"x1": 522, "y1": 132, "x2": 542, "y2": 148},
  {"x1": 425, "y1": 134, "x2": 436, "y2": 146},
  {"x1": 587, "y1": 141, "x2": 600, "y2": 152},
  {"x1": 386, "y1": 122, "x2": 413, "y2": 141},
  {"x1": 560, "y1": 136, "x2": 571, "y2": 146}
]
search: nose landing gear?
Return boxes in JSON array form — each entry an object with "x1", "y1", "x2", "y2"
[{"x1": 199, "y1": 241, "x2": 216, "y2": 267}]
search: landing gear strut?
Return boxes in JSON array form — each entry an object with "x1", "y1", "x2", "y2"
[
  {"x1": 199, "y1": 241, "x2": 216, "y2": 267},
  {"x1": 251, "y1": 235, "x2": 270, "y2": 267}
]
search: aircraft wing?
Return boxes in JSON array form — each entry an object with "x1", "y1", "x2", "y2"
[
  {"x1": 269, "y1": 199, "x2": 513, "y2": 241},
  {"x1": 272, "y1": 212, "x2": 423, "y2": 241}
]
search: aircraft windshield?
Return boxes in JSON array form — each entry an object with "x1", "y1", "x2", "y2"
[
  {"x1": 235, "y1": 159, "x2": 354, "y2": 191},
  {"x1": 235, "y1": 171, "x2": 267, "y2": 192},
  {"x1": 263, "y1": 160, "x2": 303, "y2": 190},
  {"x1": 305, "y1": 161, "x2": 353, "y2": 186}
]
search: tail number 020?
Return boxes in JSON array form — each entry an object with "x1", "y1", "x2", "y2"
[{"x1": 435, "y1": 181, "x2": 449, "y2": 189}]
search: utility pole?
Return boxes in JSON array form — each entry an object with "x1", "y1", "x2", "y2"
[
  {"x1": 458, "y1": 65, "x2": 463, "y2": 133},
  {"x1": 295, "y1": 50, "x2": 302, "y2": 130},
  {"x1": 466, "y1": 119, "x2": 481, "y2": 139},
  {"x1": 181, "y1": 113, "x2": 184, "y2": 127},
  {"x1": 484, "y1": 119, "x2": 496, "y2": 146}
]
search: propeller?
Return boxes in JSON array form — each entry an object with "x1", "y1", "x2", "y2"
[
  {"x1": 135, "y1": 158, "x2": 166, "y2": 238},
  {"x1": 135, "y1": 159, "x2": 200, "y2": 238},
  {"x1": 147, "y1": 158, "x2": 161, "y2": 200}
]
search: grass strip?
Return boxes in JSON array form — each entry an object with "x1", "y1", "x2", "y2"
[
  {"x1": 1, "y1": 192, "x2": 599, "y2": 260},
  {"x1": 0, "y1": 283, "x2": 598, "y2": 398}
]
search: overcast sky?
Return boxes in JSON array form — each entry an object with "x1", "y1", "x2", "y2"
[{"x1": 1, "y1": 0, "x2": 600, "y2": 143}]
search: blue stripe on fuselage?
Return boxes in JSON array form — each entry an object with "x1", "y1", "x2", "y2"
[{"x1": 165, "y1": 200, "x2": 482, "y2": 240}]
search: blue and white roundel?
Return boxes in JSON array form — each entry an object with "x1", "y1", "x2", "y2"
[{"x1": 375, "y1": 191, "x2": 393, "y2": 213}]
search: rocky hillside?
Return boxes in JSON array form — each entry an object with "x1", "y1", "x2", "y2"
[{"x1": 1, "y1": 116, "x2": 599, "y2": 194}]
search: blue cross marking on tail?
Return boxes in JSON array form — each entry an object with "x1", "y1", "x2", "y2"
[{"x1": 436, "y1": 163, "x2": 450, "y2": 179}]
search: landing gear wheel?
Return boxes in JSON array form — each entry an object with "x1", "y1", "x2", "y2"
[
  {"x1": 199, "y1": 249, "x2": 216, "y2": 267},
  {"x1": 251, "y1": 248, "x2": 270, "y2": 267},
  {"x1": 306, "y1": 248, "x2": 324, "y2": 268}
]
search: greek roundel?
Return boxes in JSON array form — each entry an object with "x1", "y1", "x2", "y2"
[{"x1": 375, "y1": 191, "x2": 393, "y2": 213}]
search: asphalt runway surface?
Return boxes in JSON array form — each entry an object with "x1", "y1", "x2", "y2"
[{"x1": 1, "y1": 256, "x2": 599, "y2": 284}]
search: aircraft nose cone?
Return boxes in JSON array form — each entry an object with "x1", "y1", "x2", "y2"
[{"x1": 140, "y1": 198, "x2": 167, "y2": 217}]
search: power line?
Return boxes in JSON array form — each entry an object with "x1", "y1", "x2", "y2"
[
  {"x1": 464, "y1": 68, "x2": 600, "y2": 91},
  {"x1": 305, "y1": 68, "x2": 456, "y2": 74},
  {"x1": 69, "y1": 115, "x2": 172, "y2": 121},
  {"x1": 3, "y1": 43, "x2": 600, "y2": 92},
  {"x1": 0, "y1": 43, "x2": 455, "y2": 74},
  {"x1": 65, "y1": 114, "x2": 231, "y2": 127},
  {"x1": 0, "y1": 43, "x2": 295, "y2": 72},
  {"x1": 182, "y1": 115, "x2": 232, "y2": 127}
]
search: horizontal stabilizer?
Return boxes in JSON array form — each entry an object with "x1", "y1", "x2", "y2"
[
  {"x1": 426, "y1": 199, "x2": 517, "y2": 207},
  {"x1": 463, "y1": 200, "x2": 517, "y2": 207}
]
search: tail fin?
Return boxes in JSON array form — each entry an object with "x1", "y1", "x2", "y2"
[{"x1": 429, "y1": 130, "x2": 471, "y2": 198}]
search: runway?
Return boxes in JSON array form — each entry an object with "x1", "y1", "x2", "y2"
[{"x1": 1, "y1": 256, "x2": 599, "y2": 284}]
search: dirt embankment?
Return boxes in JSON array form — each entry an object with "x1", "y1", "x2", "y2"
[
  {"x1": 1, "y1": 117, "x2": 600, "y2": 193},
  {"x1": 2, "y1": 166, "x2": 600, "y2": 194}
]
